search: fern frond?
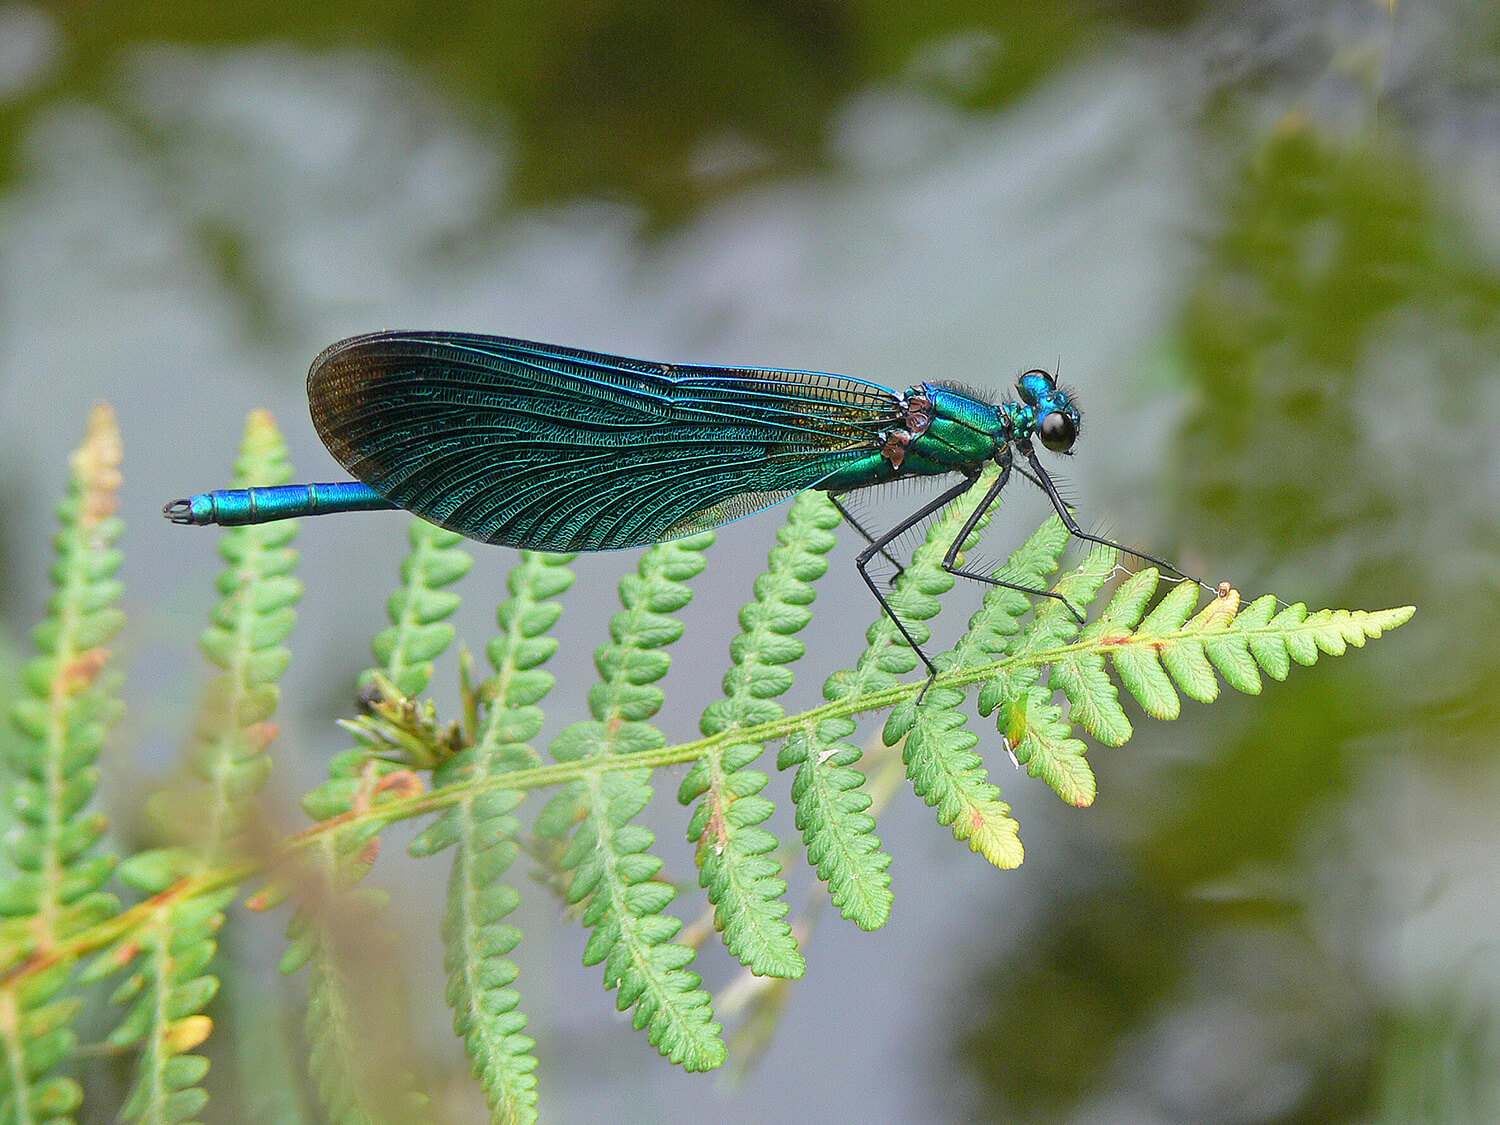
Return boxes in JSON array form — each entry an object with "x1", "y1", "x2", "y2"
[
  {"x1": 680, "y1": 491, "x2": 840, "y2": 978},
  {"x1": 781, "y1": 465, "x2": 1002, "y2": 927},
  {"x1": 305, "y1": 945, "x2": 433, "y2": 1125},
  {"x1": 0, "y1": 403, "x2": 123, "y2": 1125},
  {"x1": 215, "y1": 943, "x2": 316, "y2": 1124},
  {"x1": 882, "y1": 518, "x2": 1074, "y2": 867},
  {"x1": 104, "y1": 888, "x2": 233, "y2": 1125},
  {"x1": 281, "y1": 520, "x2": 465, "y2": 1121},
  {"x1": 184, "y1": 408, "x2": 302, "y2": 863},
  {"x1": 926, "y1": 526, "x2": 1419, "y2": 808},
  {"x1": 291, "y1": 807, "x2": 430, "y2": 1125},
  {"x1": 430, "y1": 788, "x2": 533, "y2": 1122},
  {"x1": 0, "y1": 962, "x2": 84, "y2": 1125},
  {"x1": 1, "y1": 402, "x2": 124, "y2": 938},
  {"x1": 104, "y1": 411, "x2": 305, "y2": 1124},
  {"x1": 1095, "y1": 582, "x2": 1414, "y2": 719},
  {"x1": 0, "y1": 402, "x2": 1420, "y2": 1123},
  {"x1": 280, "y1": 760, "x2": 410, "y2": 980},
  {"x1": 368, "y1": 520, "x2": 472, "y2": 699},
  {"x1": 541, "y1": 534, "x2": 726, "y2": 1071},
  {"x1": 409, "y1": 551, "x2": 575, "y2": 1125}
]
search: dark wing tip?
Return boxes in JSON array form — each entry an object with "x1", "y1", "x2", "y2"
[{"x1": 307, "y1": 329, "x2": 438, "y2": 383}]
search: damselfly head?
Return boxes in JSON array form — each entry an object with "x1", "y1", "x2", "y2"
[{"x1": 1014, "y1": 369, "x2": 1081, "y2": 454}]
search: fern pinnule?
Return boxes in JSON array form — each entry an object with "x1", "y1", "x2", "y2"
[
  {"x1": 541, "y1": 533, "x2": 726, "y2": 1071},
  {"x1": 409, "y1": 550, "x2": 575, "y2": 1125},
  {"x1": 681, "y1": 491, "x2": 840, "y2": 978},
  {"x1": 1107, "y1": 576, "x2": 1207, "y2": 719},
  {"x1": 780, "y1": 464, "x2": 1002, "y2": 928}
]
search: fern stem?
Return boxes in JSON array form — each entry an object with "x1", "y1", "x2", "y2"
[
  {"x1": 0, "y1": 626, "x2": 1132, "y2": 980},
  {"x1": 0, "y1": 989, "x2": 35, "y2": 1123},
  {"x1": 125, "y1": 915, "x2": 176, "y2": 1122},
  {"x1": 277, "y1": 593, "x2": 1416, "y2": 823},
  {"x1": 0, "y1": 590, "x2": 1415, "y2": 996}
]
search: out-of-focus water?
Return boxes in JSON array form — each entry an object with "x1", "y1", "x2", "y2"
[{"x1": 0, "y1": 3, "x2": 1493, "y2": 1122}]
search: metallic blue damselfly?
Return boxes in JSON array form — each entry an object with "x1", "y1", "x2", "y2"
[{"x1": 166, "y1": 331, "x2": 1203, "y2": 678}]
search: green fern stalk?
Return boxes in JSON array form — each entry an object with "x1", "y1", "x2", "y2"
[
  {"x1": 0, "y1": 404, "x2": 124, "y2": 1125},
  {"x1": 271, "y1": 562, "x2": 1408, "y2": 853}
]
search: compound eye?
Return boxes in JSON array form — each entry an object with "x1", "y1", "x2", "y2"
[{"x1": 1038, "y1": 411, "x2": 1076, "y2": 453}]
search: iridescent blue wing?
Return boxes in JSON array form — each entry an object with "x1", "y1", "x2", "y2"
[{"x1": 307, "y1": 330, "x2": 898, "y2": 550}]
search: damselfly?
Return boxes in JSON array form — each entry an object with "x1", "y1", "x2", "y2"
[{"x1": 166, "y1": 331, "x2": 1203, "y2": 677}]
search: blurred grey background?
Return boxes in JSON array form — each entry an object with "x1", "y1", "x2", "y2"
[{"x1": 0, "y1": 1, "x2": 1491, "y2": 1122}]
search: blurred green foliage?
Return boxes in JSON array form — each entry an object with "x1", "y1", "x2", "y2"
[
  {"x1": 9, "y1": 1, "x2": 1106, "y2": 221},
  {"x1": 948, "y1": 109, "x2": 1500, "y2": 1122}
]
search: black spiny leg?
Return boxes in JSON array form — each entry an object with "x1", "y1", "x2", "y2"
[
  {"x1": 855, "y1": 474, "x2": 982, "y2": 685},
  {"x1": 1020, "y1": 444, "x2": 1212, "y2": 594},
  {"x1": 938, "y1": 453, "x2": 1091, "y2": 625},
  {"x1": 829, "y1": 494, "x2": 906, "y2": 578}
]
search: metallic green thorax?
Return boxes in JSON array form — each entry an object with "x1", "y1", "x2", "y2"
[
  {"x1": 814, "y1": 379, "x2": 1073, "y2": 492},
  {"x1": 909, "y1": 384, "x2": 1010, "y2": 470}
]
